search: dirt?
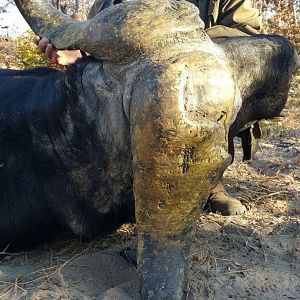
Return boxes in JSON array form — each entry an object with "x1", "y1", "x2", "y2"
[{"x1": 0, "y1": 54, "x2": 299, "y2": 299}]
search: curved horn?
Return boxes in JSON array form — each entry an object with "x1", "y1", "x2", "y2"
[
  {"x1": 14, "y1": 0, "x2": 205, "y2": 61},
  {"x1": 14, "y1": 0, "x2": 127, "y2": 61},
  {"x1": 14, "y1": 1, "x2": 87, "y2": 49}
]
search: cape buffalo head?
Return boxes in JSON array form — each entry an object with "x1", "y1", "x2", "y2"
[{"x1": 11, "y1": 0, "x2": 299, "y2": 299}]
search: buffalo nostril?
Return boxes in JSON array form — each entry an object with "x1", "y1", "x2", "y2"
[{"x1": 158, "y1": 199, "x2": 166, "y2": 209}]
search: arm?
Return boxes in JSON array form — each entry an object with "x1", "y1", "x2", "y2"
[
  {"x1": 205, "y1": 0, "x2": 266, "y2": 38},
  {"x1": 87, "y1": 0, "x2": 104, "y2": 19},
  {"x1": 87, "y1": 0, "x2": 121, "y2": 19}
]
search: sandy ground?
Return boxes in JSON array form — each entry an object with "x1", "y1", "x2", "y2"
[{"x1": 0, "y1": 42, "x2": 299, "y2": 299}]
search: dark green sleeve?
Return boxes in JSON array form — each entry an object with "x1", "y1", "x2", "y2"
[
  {"x1": 87, "y1": 0, "x2": 103, "y2": 19},
  {"x1": 87, "y1": 0, "x2": 265, "y2": 38},
  {"x1": 205, "y1": 0, "x2": 266, "y2": 38}
]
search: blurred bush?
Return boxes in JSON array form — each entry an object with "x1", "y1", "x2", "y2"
[
  {"x1": 257, "y1": 0, "x2": 299, "y2": 51},
  {"x1": 15, "y1": 31, "x2": 53, "y2": 69}
]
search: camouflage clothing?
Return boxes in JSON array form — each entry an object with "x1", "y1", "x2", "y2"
[{"x1": 87, "y1": 0, "x2": 266, "y2": 38}]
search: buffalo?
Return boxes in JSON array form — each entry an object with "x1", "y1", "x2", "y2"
[{"x1": 0, "y1": 0, "x2": 298, "y2": 299}]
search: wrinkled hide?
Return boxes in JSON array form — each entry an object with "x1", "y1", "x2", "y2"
[
  {"x1": 0, "y1": 0, "x2": 298, "y2": 299},
  {"x1": 0, "y1": 59, "x2": 134, "y2": 249}
]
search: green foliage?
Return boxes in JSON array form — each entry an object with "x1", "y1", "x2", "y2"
[{"x1": 15, "y1": 30, "x2": 53, "y2": 69}]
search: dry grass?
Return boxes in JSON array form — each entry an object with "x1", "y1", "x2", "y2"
[
  {"x1": 0, "y1": 224, "x2": 136, "y2": 300},
  {"x1": 189, "y1": 78, "x2": 299, "y2": 298}
]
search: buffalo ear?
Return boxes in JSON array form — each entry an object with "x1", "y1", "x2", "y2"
[{"x1": 214, "y1": 35, "x2": 299, "y2": 83}]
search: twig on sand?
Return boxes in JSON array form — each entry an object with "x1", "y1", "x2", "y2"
[
  {"x1": 214, "y1": 268, "x2": 253, "y2": 276},
  {"x1": 254, "y1": 191, "x2": 286, "y2": 202},
  {"x1": 0, "y1": 246, "x2": 91, "y2": 299}
]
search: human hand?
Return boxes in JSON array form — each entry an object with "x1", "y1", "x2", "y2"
[{"x1": 34, "y1": 12, "x2": 82, "y2": 65}]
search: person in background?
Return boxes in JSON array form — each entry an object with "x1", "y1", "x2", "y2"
[{"x1": 35, "y1": 0, "x2": 266, "y2": 216}]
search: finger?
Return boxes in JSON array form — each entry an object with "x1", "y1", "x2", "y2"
[
  {"x1": 38, "y1": 37, "x2": 50, "y2": 53},
  {"x1": 51, "y1": 53, "x2": 59, "y2": 64},
  {"x1": 33, "y1": 35, "x2": 40, "y2": 46},
  {"x1": 44, "y1": 43, "x2": 56, "y2": 58}
]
